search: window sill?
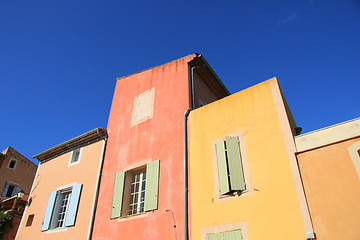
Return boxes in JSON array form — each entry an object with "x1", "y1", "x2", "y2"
[
  {"x1": 45, "y1": 227, "x2": 68, "y2": 234},
  {"x1": 115, "y1": 212, "x2": 149, "y2": 222}
]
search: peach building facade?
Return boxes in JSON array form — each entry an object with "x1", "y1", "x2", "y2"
[
  {"x1": 15, "y1": 128, "x2": 107, "y2": 240},
  {"x1": 0, "y1": 147, "x2": 37, "y2": 201},
  {"x1": 91, "y1": 54, "x2": 229, "y2": 240},
  {"x1": 295, "y1": 117, "x2": 360, "y2": 240}
]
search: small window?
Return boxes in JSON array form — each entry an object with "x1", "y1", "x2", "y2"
[
  {"x1": 111, "y1": 160, "x2": 160, "y2": 219},
  {"x1": 7, "y1": 158, "x2": 17, "y2": 170},
  {"x1": 41, "y1": 183, "x2": 83, "y2": 231},
  {"x1": 25, "y1": 214, "x2": 34, "y2": 227},
  {"x1": 68, "y1": 148, "x2": 82, "y2": 166}
]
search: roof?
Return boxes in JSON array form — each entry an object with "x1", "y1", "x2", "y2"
[
  {"x1": 116, "y1": 53, "x2": 230, "y2": 98},
  {"x1": 33, "y1": 127, "x2": 107, "y2": 163},
  {"x1": 1, "y1": 146, "x2": 36, "y2": 167}
]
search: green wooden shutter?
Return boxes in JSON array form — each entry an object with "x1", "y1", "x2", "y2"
[
  {"x1": 207, "y1": 230, "x2": 243, "y2": 240},
  {"x1": 216, "y1": 140, "x2": 230, "y2": 195},
  {"x1": 144, "y1": 160, "x2": 160, "y2": 211},
  {"x1": 225, "y1": 136, "x2": 246, "y2": 191},
  {"x1": 111, "y1": 171, "x2": 125, "y2": 219}
]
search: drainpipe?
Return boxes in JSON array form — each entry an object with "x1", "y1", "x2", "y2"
[
  {"x1": 184, "y1": 62, "x2": 206, "y2": 240},
  {"x1": 183, "y1": 108, "x2": 191, "y2": 240},
  {"x1": 87, "y1": 130, "x2": 108, "y2": 240}
]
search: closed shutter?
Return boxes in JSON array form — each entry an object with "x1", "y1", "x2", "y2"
[
  {"x1": 64, "y1": 183, "x2": 82, "y2": 227},
  {"x1": 207, "y1": 229, "x2": 243, "y2": 240},
  {"x1": 111, "y1": 171, "x2": 125, "y2": 219},
  {"x1": 1, "y1": 182, "x2": 9, "y2": 197},
  {"x1": 216, "y1": 140, "x2": 230, "y2": 195},
  {"x1": 144, "y1": 160, "x2": 160, "y2": 211},
  {"x1": 41, "y1": 191, "x2": 57, "y2": 231},
  {"x1": 225, "y1": 137, "x2": 246, "y2": 191}
]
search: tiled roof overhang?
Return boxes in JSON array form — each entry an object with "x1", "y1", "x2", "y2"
[{"x1": 33, "y1": 127, "x2": 107, "y2": 163}]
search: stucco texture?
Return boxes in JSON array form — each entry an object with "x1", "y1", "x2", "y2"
[
  {"x1": 189, "y1": 78, "x2": 307, "y2": 240},
  {"x1": 297, "y1": 138, "x2": 360, "y2": 240}
]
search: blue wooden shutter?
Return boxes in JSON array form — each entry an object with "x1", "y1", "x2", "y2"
[
  {"x1": 225, "y1": 136, "x2": 246, "y2": 191},
  {"x1": 1, "y1": 182, "x2": 9, "y2": 197},
  {"x1": 64, "y1": 183, "x2": 82, "y2": 227},
  {"x1": 144, "y1": 160, "x2": 160, "y2": 211},
  {"x1": 41, "y1": 191, "x2": 57, "y2": 231},
  {"x1": 111, "y1": 171, "x2": 125, "y2": 219},
  {"x1": 216, "y1": 140, "x2": 230, "y2": 195},
  {"x1": 14, "y1": 185, "x2": 21, "y2": 196}
]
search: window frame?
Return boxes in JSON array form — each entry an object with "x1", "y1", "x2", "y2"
[
  {"x1": 51, "y1": 188, "x2": 72, "y2": 229},
  {"x1": 211, "y1": 131, "x2": 252, "y2": 202},
  {"x1": 7, "y1": 158, "x2": 18, "y2": 170},
  {"x1": 68, "y1": 148, "x2": 82, "y2": 167}
]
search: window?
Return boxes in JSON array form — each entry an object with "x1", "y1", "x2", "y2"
[
  {"x1": 68, "y1": 148, "x2": 82, "y2": 166},
  {"x1": 26, "y1": 214, "x2": 34, "y2": 227},
  {"x1": 128, "y1": 170, "x2": 146, "y2": 215},
  {"x1": 7, "y1": 158, "x2": 17, "y2": 170},
  {"x1": 111, "y1": 160, "x2": 160, "y2": 219},
  {"x1": 207, "y1": 230, "x2": 243, "y2": 240},
  {"x1": 215, "y1": 136, "x2": 246, "y2": 195},
  {"x1": 41, "y1": 183, "x2": 82, "y2": 231},
  {"x1": 201, "y1": 222, "x2": 248, "y2": 240},
  {"x1": 1, "y1": 182, "x2": 21, "y2": 198}
]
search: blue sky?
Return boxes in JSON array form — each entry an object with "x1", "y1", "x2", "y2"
[{"x1": 1, "y1": 0, "x2": 359, "y2": 164}]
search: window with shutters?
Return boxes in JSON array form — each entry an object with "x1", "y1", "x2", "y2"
[
  {"x1": 207, "y1": 229, "x2": 243, "y2": 240},
  {"x1": 111, "y1": 160, "x2": 160, "y2": 219},
  {"x1": 201, "y1": 222, "x2": 248, "y2": 240},
  {"x1": 41, "y1": 183, "x2": 82, "y2": 231},
  {"x1": 212, "y1": 133, "x2": 252, "y2": 201},
  {"x1": 1, "y1": 181, "x2": 21, "y2": 198}
]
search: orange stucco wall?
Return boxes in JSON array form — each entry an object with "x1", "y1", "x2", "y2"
[
  {"x1": 16, "y1": 140, "x2": 105, "y2": 240},
  {"x1": 92, "y1": 55, "x2": 196, "y2": 240},
  {"x1": 297, "y1": 138, "x2": 360, "y2": 240}
]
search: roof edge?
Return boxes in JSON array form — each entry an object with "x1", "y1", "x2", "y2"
[{"x1": 33, "y1": 127, "x2": 107, "y2": 163}]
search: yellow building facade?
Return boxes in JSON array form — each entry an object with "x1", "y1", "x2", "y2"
[{"x1": 188, "y1": 78, "x2": 314, "y2": 240}]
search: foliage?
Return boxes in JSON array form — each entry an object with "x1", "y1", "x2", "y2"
[{"x1": 0, "y1": 211, "x2": 12, "y2": 238}]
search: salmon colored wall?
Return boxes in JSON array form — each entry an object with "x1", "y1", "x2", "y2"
[
  {"x1": 297, "y1": 138, "x2": 360, "y2": 240},
  {"x1": 92, "y1": 55, "x2": 196, "y2": 240},
  {"x1": 189, "y1": 78, "x2": 308, "y2": 240},
  {"x1": 16, "y1": 140, "x2": 105, "y2": 240}
]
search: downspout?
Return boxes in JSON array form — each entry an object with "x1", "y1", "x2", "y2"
[
  {"x1": 87, "y1": 130, "x2": 108, "y2": 240},
  {"x1": 184, "y1": 62, "x2": 206, "y2": 240},
  {"x1": 183, "y1": 108, "x2": 191, "y2": 240}
]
